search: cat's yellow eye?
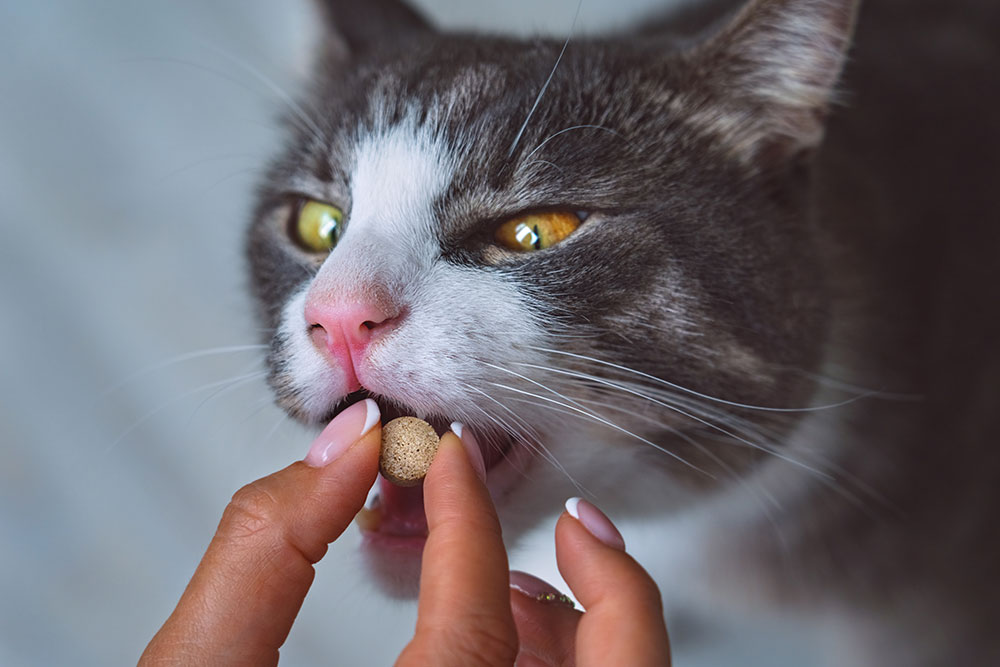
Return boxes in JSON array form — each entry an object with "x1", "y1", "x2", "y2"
[
  {"x1": 494, "y1": 211, "x2": 581, "y2": 252},
  {"x1": 294, "y1": 200, "x2": 344, "y2": 253}
]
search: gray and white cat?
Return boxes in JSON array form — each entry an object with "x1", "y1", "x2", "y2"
[{"x1": 246, "y1": 0, "x2": 1000, "y2": 663}]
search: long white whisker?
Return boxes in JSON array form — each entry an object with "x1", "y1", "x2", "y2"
[
  {"x1": 260, "y1": 412, "x2": 291, "y2": 447},
  {"x1": 534, "y1": 347, "x2": 879, "y2": 413},
  {"x1": 105, "y1": 370, "x2": 269, "y2": 456},
  {"x1": 97, "y1": 344, "x2": 269, "y2": 400},
  {"x1": 523, "y1": 124, "x2": 629, "y2": 163},
  {"x1": 202, "y1": 42, "x2": 327, "y2": 146},
  {"x1": 597, "y1": 376, "x2": 899, "y2": 512},
  {"x1": 488, "y1": 381, "x2": 713, "y2": 478},
  {"x1": 482, "y1": 361, "x2": 600, "y2": 421},
  {"x1": 157, "y1": 152, "x2": 265, "y2": 183},
  {"x1": 519, "y1": 362, "x2": 833, "y2": 480},
  {"x1": 124, "y1": 55, "x2": 324, "y2": 146},
  {"x1": 506, "y1": 0, "x2": 583, "y2": 157},
  {"x1": 465, "y1": 385, "x2": 585, "y2": 491},
  {"x1": 581, "y1": 397, "x2": 788, "y2": 519},
  {"x1": 184, "y1": 360, "x2": 267, "y2": 427},
  {"x1": 561, "y1": 371, "x2": 899, "y2": 515}
]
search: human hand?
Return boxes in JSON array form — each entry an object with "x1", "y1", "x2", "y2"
[
  {"x1": 140, "y1": 399, "x2": 670, "y2": 665},
  {"x1": 400, "y1": 423, "x2": 671, "y2": 666}
]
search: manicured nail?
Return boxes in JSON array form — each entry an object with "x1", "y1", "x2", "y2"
[
  {"x1": 510, "y1": 571, "x2": 576, "y2": 609},
  {"x1": 565, "y1": 497, "x2": 626, "y2": 551},
  {"x1": 305, "y1": 399, "x2": 380, "y2": 467},
  {"x1": 450, "y1": 421, "x2": 486, "y2": 482}
]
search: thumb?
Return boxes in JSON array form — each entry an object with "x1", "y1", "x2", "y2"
[{"x1": 141, "y1": 399, "x2": 382, "y2": 666}]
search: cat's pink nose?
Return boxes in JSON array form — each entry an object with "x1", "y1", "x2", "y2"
[{"x1": 304, "y1": 300, "x2": 398, "y2": 391}]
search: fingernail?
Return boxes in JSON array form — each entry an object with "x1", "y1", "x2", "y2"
[
  {"x1": 305, "y1": 399, "x2": 380, "y2": 467},
  {"x1": 450, "y1": 421, "x2": 487, "y2": 482},
  {"x1": 509, "y1": 571, "x2": 576, "y2": 609},
  {"x1": 565, "y1": 497, "x2": 626, "y2": 551}
]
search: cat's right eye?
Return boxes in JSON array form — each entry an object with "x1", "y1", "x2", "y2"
[{"x1": 290, "y1": 200, "x2": 344, "y2": 253}]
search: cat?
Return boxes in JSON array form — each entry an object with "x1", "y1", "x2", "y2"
[{"x1": 246, "y1": 0, "x2": 1000, "y2": 663}]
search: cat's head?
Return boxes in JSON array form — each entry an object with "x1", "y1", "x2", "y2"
[{"x1": 248, "y1": 0, "x2": 857, "y2": 593}]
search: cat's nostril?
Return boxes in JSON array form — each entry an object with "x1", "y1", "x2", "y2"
[{"x1": 362, "y1": 320, "x2": 379, "y2": 331}]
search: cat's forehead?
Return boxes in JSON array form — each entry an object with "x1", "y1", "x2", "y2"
[{"x1": 276, "y1": 35, "x2": 710, "y2": 239}]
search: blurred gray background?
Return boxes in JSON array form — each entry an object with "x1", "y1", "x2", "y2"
[{"x1": 0, "y1": 1, "x2": 817, "y2": 664}]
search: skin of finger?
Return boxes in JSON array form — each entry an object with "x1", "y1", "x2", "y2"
[
  {"x1": 140, "y1": 424, "x2": 382, "y2": 666},
  {"x1": 555, "y1": 514, "x2": 671, "y2": 667},
  {"x1": 397, "y1": 433, "x2": 519, "y2": 667},
  {"x1": 510, "y1": 588, "x2": 582, "y2": 666}
]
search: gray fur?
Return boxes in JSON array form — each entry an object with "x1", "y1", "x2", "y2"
[{"x1": 246, "y1": 0, "x2": 1000, "y2": 663}]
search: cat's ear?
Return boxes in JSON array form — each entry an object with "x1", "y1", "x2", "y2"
[
  {"x1": 313, "y1": 0, "x2": 433, "y2": 57},
  {"x1": 685, "y1": 0, "x2": 859, "y2": 166}
]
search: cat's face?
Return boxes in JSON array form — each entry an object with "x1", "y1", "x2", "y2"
[{"x1": 248, "y1": 0, "x2": 854, "y2": 592}]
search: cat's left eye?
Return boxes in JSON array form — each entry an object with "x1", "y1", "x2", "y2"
[
  {"x1": 291, "y1": 200, "x2": 344, "y2": 253},
  {"x1": 494, "y1": 211, "x2": 582, "y2": 252}
]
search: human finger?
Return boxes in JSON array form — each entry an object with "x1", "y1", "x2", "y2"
[
  {"x1": 508, "y1": 570, "x2": 581, "y2": 666},
  {"x1": 140, "y1": 399, "x2": 382, "y2": 666},
  {"x1": 397, "y1": 426, "x2": 519, "y2": 667},
  {"x1": 556, "y1": 498, "x2": 671, "y2": 667}
]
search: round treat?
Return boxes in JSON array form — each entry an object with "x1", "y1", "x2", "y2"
[{"x1": 379, "y1": 417, "x2": 440, "y2": 486}]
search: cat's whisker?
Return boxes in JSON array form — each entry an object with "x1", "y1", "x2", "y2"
[
  {"x1": 240, "y1": 394, "x2": 283, "y2": 427},
  {"x1": 483, "y1": 361, "x2": 602, "y2": 422},
  {"x1": 183, "y1": 359, "x2": 268, "y2": 428},
  {"x1": 260, "y1": 411, "x2": 292, "y2": 448},
  {"x1": 465, "y1": 384, "x2": 543, "y2": 444},
  {"x1": 97, "y1": 344, "x2": 269, "y2": 401},
  {"x1": 157, "y1": 152, "x2": 267, "y2": 184},
  {"x1": 524, "y1": 159, "x2": 566, "y2": 175},
  {"x1": 123, "y1": 55, "x2": 325, "y2": 147},
  {"x1": 778, "y1": 364, "x2": 921, "y2": 401},
  {"x1": 465, "y1": 384, "x2": 585, "y2": 491},
  {"x1": 202, "y1": 42, "x2": 328, "y2": 147},
  {"x1": 506, "y1": 0, "x2": 583, "y2": 158},
  {"x1": 590, "y1": 375, "x2": 900, "y2": 512},
  {"x1": 463, "y1": 391, "x2": 553, "y2": 474},
  {"x1": 533, "y1": 346, "x2": 880, "y2": 413},
  {"x1": 555, "y1": 372, "x2": 898, "y2": 517},
  {"x1": 568, "y1": 370, "x2": 901, "y2": 516},
  {"x1": 523, "y1": 124, "x2": 631, "y2": 164},
  {"x1": 574, "y1": 395, "x2": 793, "y2": 548},
  {"x1": 105, "y1": 370, "x2": 269, "y2": 457},
  {"x1": 520, "y1": 362, "x2": 834, "y2": 480},
  {"x1": 487, "y1": 381, "x2": 713, "y2": 478},
  {"x1": 199, "y1": 167, "x2": 269, "y2": 196},
  {"x1": 489, "y1": 330, "x2": 601, "y2": 340}
]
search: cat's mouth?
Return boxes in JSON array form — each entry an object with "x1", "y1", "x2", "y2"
[{"x1": 337, "y1": 392, "x2": 529, "y2": 553}]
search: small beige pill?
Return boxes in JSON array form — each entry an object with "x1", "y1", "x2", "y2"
[{"x1": 379, "y1": 417, "x2": 440, "y2": 486}]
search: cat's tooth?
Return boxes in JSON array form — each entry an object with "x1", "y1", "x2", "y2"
[
  {"x1": 355, "y1": 506, "x2": 382, "y2": 532},
  {"x1": 356, "y1": 481, "x2": 382, "y2": 531},
  {"x1": 364, "y1": 479, "x2": 380, "y2": 509}
]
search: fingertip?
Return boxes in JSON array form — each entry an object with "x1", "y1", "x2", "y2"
[
  {"x1": 423, "y1": 431, "x2": 497, "y2": 537},
  {"x1": 304, "y1": 398, "x2": 382, "y2": 468},
  {"x1": 555, "y1": 510, "x2": 671, "y2": 665},
  {"x1": 450, "y1": 422, "x2": 487, "y2": 482},
  {"x1": 360, "y1": 398, "x2": 381, "y2": 435},
  {"x1": 409, "y1": 434, "x2": 516, "y2": 666},
  {"x1": 555, "y1": 510, "x2": 663, "y2": 614},
  {"x1": 563, "y1": 497, "x2": 625, "y2": 551}
]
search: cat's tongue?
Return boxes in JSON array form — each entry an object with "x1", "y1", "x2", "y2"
[{"x1": 355, "y1": 476, "x2": 428, "y2": 545}]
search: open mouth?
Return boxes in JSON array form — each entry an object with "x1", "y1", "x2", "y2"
[{"x1": 335, "y1": 391, "x2": 529, "y2": 552}]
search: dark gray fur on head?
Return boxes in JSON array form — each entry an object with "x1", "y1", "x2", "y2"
[{"x1": 246, "y1": 0, "x2": 1000, "y2": 663}]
